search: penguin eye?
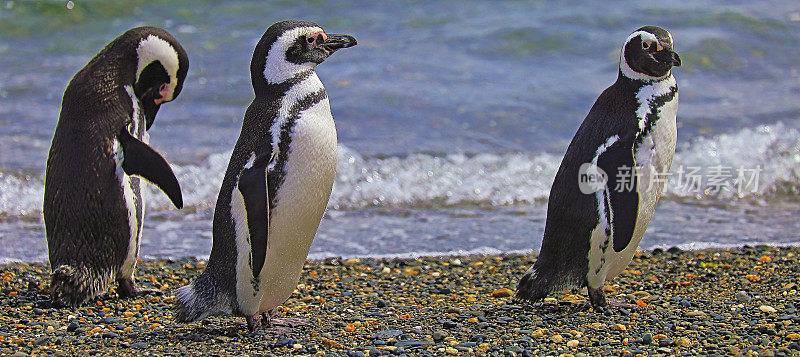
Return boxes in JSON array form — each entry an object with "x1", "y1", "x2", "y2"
[
  {"x1": 307, "y1": 35, "x2": 315, "y2": 44},
  {"x1": 642, "y1": 41, "x2": 651, "y2": 50}
]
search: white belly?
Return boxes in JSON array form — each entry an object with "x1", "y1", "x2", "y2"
[
  {"x1": 588, "y1": 93, "x2": 678, "y2": 286},
  {"x1": 235, "y1": 98, "x2": 337, "y2": 316}
]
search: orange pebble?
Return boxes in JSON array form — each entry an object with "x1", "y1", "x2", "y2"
[
  {"x1": 636, "y1": 299, "x2": 648, "y2": 308},
  {"x1": 760, "y1": 256, "x2": 772, "y2": 262},
  {"x1": 345, "y1": 324, "x2": 355, "y2": 332}
]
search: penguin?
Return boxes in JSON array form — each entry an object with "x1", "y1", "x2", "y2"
[
  {"x1": 514, "y1": 26, "x2": 681, "y2": 308},
  {"x1": 44, "y1": 26, "x2": 188, "y2": 307},
  {"x1": 173, "y1": 20, "x2": 356, "y2": 330}
]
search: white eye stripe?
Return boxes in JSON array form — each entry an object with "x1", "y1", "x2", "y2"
[
  {"x1": 625, "y1": 30, "x2": 658, "y2": 46},
  {"x1": 136, "y1": 35, "x2": 180, "y2": 101},
  {"x1": 263, "y1": 26, "x2": 323, "y2": 84}
]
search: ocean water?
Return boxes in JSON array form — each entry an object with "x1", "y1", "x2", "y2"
[{"x1": 2, "y1": 0, "x2": 800, "y2": 263}]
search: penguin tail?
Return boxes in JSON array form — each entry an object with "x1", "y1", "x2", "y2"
[
  {"x1": 514, "y1": 265, "x2": 550, "y2": 302},
  {"x1": 173, "y1": 275, "x2": 217, "y2": 323},
  {"x1": 513, "y1": 265, "x2": 554, "y2": 303},
  {"x1": 50, "y1": 264, "x2": 113, "y2": 307}
]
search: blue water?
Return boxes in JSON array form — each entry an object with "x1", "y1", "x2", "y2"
[{"x1": 2, "y1": 0, "x2": 800, "y2": 262}]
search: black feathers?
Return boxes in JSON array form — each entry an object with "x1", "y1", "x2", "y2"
[
  {"x1": 118, "y1": 128, "x2": 183, "y2": 209},
  {"x1": 237, "y1": 154, "x2": 273, "y2": 278},
  {"x1": 44, "y1": 26, "x2": 188, "y2": 306},
  {"x1": 596, "y1": 134, "x2": 639, "y2": 253}
]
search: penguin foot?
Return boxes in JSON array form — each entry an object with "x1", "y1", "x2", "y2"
[
  {"x1": 587, "y1": 286, "x2": 607, "y2": 308},
  {"x1": 116, "y1": 278, "x2": 162, "y2": 299},
  {"x1": 245, "y1": 314, "x2": 297, "y2": 334},
  {"x1": 246, "y1": 314, "x2": 264, "y2": 332}
]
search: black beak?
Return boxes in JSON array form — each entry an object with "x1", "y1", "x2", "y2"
[
  {"x1": 321, "y1": 33, "x2": 357, "y2": 53},
  {"x1": 140, "y1": 89, "x2": 161, "y2": 130},
  {"x1": 653, "y1": 48, "x2": 681, "y2": 67}
]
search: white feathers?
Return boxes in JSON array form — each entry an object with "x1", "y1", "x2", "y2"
[
  {"x1": 118, "y1": 86, "x2": 147, "y2": 279},
  {"x1": 269, "y1": 72, "x2": 326, "y2": 157},
  {"x1": 592, "y1": 135, "x2": 620, "y2": 165},
  {"x1": 585, "y1": 134, "x2": 619, "y2": 288},
  {"x1": 244, "y1": 152, "x2": 257, "y2": 169},
  {"x1": 263, "y1": 26, "x2": 323, "y2": 84},
  {"x1": 586, "y1": 72, "x2": 680, "y2": 287},
  {"x1": 231, "y1": 72, "x2": 336, "y2": 316},
  {"x1": 135, "y1": 35, "x2": 180, "y2": 101},
  {"x1": 230, "y1": 184, "x2": 261, "y2": 311},
  {"x1": 634, "y1": 76, "x2": 677, "y2": 130}
]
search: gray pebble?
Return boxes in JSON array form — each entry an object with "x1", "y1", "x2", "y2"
[
  {"x1": 130, "y1": 342, "x2": 147, "y2": 349},
  {"x1": 432, "y1": 330, "x2": 448, "y2": 341},
  {"x1": 735, "y1": 291, "x2": 751, "y2": 303},
  {"x1": 641, "y1": 333, "x2": 653, "y2": 345}
]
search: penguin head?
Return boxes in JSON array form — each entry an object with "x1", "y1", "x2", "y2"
[
  {"x1": 251, "y1": 20, "x2": 357, "y2": 85},
  {"x1": 126, "y1": 27, "x2": 189, "y2": 129},
  {"x1": 620, "y1": 26, "x2": 681, "y2": 81}
]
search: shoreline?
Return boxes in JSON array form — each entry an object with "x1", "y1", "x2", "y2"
[{"x1": 3, "y1": 246, "x2": 800, "y2": 356}]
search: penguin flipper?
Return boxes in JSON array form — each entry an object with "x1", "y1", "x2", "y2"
[
  {"x1": 237, "y1": 154, "x2": 274, "y2": 278},
  {"x1": 596, "y1": 134, "x2": 639, "y2": 253},
  {"x1": 118, "y1": 128, "x2": 184, "y2": 209}
]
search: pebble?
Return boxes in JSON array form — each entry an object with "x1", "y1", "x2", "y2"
[
  {"x1": 274, "y1": 338, "x2": 297, "y2": 347},
  {"x1": 686, "y1": 310, "x2": 707, "y2": 318},
  {"x1": 372, "y1": 329, "x2": 402, "y2": 339},
  {"x1": 736, "y1": 290, "x2": 751, "y2": 303},
  {"x1": 432, "y1": 330, "x2": 449, "y2": 341},
  {"x1": 130, "y1": 342, "x2": 147, "y2": 349},
  {"x1": 492, "y1": 288, "x2": 513, "y2": 298},
  {"x1": 761, "y1": 305, "x2": 778, "y2": 313},
  {"x1": 2, "y1": 249, "x2": 800, "y2": 355}
]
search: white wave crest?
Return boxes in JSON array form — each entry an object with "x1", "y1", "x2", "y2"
[{"x1": 3, "y1": 121, "x2": 800, "y2": 218}]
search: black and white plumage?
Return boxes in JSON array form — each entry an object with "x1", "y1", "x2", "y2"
[
  {"x1": 515, "y1": 26, "x2": 681, "y2": 308},
  {"x1": 44, "y1": 27, "x2": 188, "y2": 306},
  {"x1": 174, "y1": 20, "x2": 356, "y2": 330}
]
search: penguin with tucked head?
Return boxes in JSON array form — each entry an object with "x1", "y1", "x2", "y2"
[
  {"x1": 174, "y1": 20, "x2": 356, "y2": 330},
  {"x1": 44, "y1": 26, "x2": 187, "y2": 306},
  {"x1": 515, "y1": 26, "x2": 681, "y2": 308}
]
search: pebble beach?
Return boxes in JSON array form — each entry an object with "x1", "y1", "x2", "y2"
[{"x1": 3, "y1": 246, "x2": 800, "y2": 356}]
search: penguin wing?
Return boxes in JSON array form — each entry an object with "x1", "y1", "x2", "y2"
[
  {"x1": 236, "y1": 152, "x2": 275, "y2": 277},
  {"x1": 118, "y1": 128, "x2": 184, "y2": 209},
  {"x1": 596, "y1": 133, "x2": 639, "y2": 253}
]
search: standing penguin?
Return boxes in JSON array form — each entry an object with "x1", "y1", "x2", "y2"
[
  {"x1": 174, "y1": 20, "x2": 356, "y2": 330},
  {"x1": 44, "y1": 27, "x2": 188, "y2": 306},
  {"x1": 514, "y1": 26, "x2": 681, "y2": 308}
]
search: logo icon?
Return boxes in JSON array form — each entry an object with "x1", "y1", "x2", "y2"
[{"x1": 578, "y1": 163, "x2": 608, "y2": 194}]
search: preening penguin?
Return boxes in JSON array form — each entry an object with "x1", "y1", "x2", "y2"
[
  {"x1": 515, "y1": 26, "x2": 681, "y2": 308},
  {"x1": 174, "y1": 20, "x2": 356, "y2": 330},
  {"x1": 44, "y1": 26, "x2": 188, "y2": 306}
]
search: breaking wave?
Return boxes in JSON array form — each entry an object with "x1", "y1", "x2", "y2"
[{"x1": 2, "y1": 121, "x2": 800, "y2": 219}]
